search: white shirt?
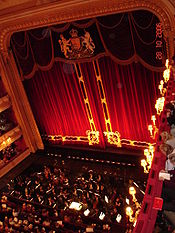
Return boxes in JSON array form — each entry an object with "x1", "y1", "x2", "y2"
[{"x1": 165, "y1": 159, "x2": 175, "y2": 171}]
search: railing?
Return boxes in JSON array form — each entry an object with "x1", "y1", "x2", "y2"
[{"x1": 133, "y1": 65, "x2": 174, "y2": 233}]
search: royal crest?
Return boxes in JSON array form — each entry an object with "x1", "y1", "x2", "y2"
[{"x1": 59, "y1": 29, "x2": 95, "y2": 59}]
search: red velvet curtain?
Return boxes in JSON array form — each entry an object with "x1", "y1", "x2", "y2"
[
  {"x1": 24, "y1": 62, "x2": 90, "y2": 137},
  {"x1": 80, "y1": 62, "x2": 106, "y2": 147},
  {"x1": 24, "y1": 56, "x2": 161, "y2": 148},
  {"x1": 98, "y1": 56, "x2": 161, "y2": 142}
]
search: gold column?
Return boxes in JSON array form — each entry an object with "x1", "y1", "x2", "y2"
[{"x1": 0, "y1": 50, "x2": 44, "y2": 153}]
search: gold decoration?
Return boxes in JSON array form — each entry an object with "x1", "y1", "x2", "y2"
[
  {"x1": 74, "y1": 63, "x2": 97, "y2": 132},
  {"x1": 151, "y1": 115, "x2": 156, "y2": 126},
  {"x1": 59, "y1": 29, "x2": 95, "y2": 59},
  {"x1": 126, "y1": 186, "x2": 141, "y2": 226},
  {"x1": 155, "y1": 97, "x2": 165, "y2": 115},
  {"x1": 46, "y1": 133, "x2": 154, "y2": 149},
  {"x1": 93, "y1": 60, "x2": 113, "y2": 134},
  {"x1": 141, "y1": 145, "x2": 154, "y2": 173},
  {"x1": 158, "y1": 80, "x2": 166, "y2": 96},
  {"x1": 163, "y1": 59, "x2": 170, "y2": 83},
  {"x1": 141, "y1": 159, "x2": 148, "y2": 173},
  {"x1": 0, "y1": 0, "x2": 172, "y2": 57},
  {"x1": 86, "y1": 130, "x2": 99, "y2": 145},
  {"x1": 163, "y1": 69, "x2": 170, "y2": 83},
  {"x1": 148, "y1": 115, "x2": 158, "y2": 139},
  {"x1": 104, "y1": 131, "x2": 121, "y2": 147},
  {"x1": 148, "y1": 125, "x2": 153, "y2": 136}
]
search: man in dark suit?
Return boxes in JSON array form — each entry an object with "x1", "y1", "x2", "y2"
[{"x1": 159, "y1": 169, "x2": 175, "y2": 211}]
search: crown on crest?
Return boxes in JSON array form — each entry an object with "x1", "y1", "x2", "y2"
[{"x1": 69, "y1": 29, "x2": 78, "y2": 37}]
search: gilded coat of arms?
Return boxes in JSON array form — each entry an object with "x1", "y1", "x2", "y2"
[{"x1": 59, "y1": 29, "x2": 95, "y2": 59}]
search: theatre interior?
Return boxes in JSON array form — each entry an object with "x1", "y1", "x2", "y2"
[{"x1": 0, "y1": 0, "x2": 175, "y2": 232}]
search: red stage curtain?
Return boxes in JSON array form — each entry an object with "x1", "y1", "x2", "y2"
[
  {"x1": 80, "y1": 62, "x2": 106, "y2": 147},
  {"x1": 23, "y1": 56, "x2": 162, "y2": 148},
  {"x1": 24, "y1": 62, "x2": 91, "y2": 137},
  {"x1": 98, "y1": 56, "x2": 161, "y2": 142}
]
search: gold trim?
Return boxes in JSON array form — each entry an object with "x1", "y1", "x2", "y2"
[
  {"x1": 74, "y1": 63, "x2": 97, "y2": 132},
  {"x1": 74, "y1": 63, "x2": 100, "y2": 145},
  {"x1": 0, "y1": 0, "x2": 174, "y2": 58},
  {"x1": 43, "y1": 134, "x2": 153, "y2": 149},
  {"x1": 0, "y1": 95, "x2": 11, "y2": 113},
  {"x1": 0, "y1": 51, "x2": 44, "y2": 152},
  {"x1": 92, "y1": 59, "x2": 121, "y2": 147},
  {"x1": 92, "y1": 59, "x2": 112, "y2": 132}
]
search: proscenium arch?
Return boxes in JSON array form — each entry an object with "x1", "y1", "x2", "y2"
[{"x1": 0, "y1": 0, "x2": 174, "y2": 60}]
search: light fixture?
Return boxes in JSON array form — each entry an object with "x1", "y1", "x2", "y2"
[
  {"x1": 141, "y1": 145, "x2": 154, "y2": 173},
  {"x1": 126, "y1": 206, "x2": 133, "y2": 219},
  {"x1": 129, "y1": 186, "x2": 136, "y2": 202},
  {"x1": 155, "y1": 97, "x2": 165, "y2": 115}
]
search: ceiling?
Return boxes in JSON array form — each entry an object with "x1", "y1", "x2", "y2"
[{"x1": 0, "y1": 0, "x2": 174, "y2": 58}]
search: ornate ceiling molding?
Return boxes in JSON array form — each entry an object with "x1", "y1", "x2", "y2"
[{"x1": 0, "y1": 0, "x2": 174, "y2": 56}]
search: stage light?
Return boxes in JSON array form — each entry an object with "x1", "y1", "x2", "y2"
[
  {"x1": 69, "y1": 202, "x2": 82, "y2": 211},
  {"x1": 84, "y1": 209, "x2": 90, "y2": 216}
]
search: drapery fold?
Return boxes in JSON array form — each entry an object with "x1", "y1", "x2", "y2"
[
  {"x1": 11, "y1": 10, "x2": 166, "y2": 80},
  {"x1": 23, "y1": 62, "x2": 91, "y2": 138},
  {"x1": 98, "y1": 56, "x2": 161, "y2": 142},
  {"x1": 23, "y1": 56, "x2": 162, "y2": 148}
]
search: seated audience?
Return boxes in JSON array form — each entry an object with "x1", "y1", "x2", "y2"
[{"x1": 1, "y1": 161, "x2": 143, "y2": 232}]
